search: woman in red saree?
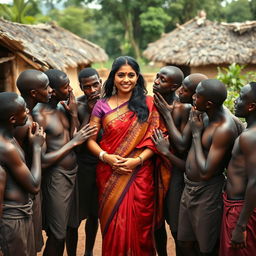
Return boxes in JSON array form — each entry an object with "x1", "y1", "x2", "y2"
[{"x1": 87, "y1": 56, "x2": 161, "y2": 255}]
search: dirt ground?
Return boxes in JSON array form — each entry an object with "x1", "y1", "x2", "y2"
[{"x1": 38, "y1": 221, "x2": 175, "y2": 256}]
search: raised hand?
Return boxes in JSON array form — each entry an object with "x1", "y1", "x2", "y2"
[
  {"x1": 151, "y1": 128, "x2": 170, "y2": 156},
  {"x1": 72, "y1": 124, "x2": 97, "y2": 146},
  {"x1": 28, "y1": 122, "x2": 45, "y2": 147},
  {"x1": 61, "y1": 91, "x2": 78, "y2": 116},
  {"x1": 87, "y1": 91, "x2": 101, "y2": 111},
  {"x1": 154, "y1": 92, "x2": 173, "y2": 118},
  {"x1": 189, "y1": 107, "x2": 204, "y2": 135}
]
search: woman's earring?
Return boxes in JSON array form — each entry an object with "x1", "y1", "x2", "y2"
[{"x1": 112, "y1": 86, "x2": 117, "y2": 95}]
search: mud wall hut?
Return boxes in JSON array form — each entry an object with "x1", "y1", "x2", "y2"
[
  {"x1": 143, "y1": 16, "x2": 256, "y2": 78},
  {"x1": 0, "y1": 18, "x2": 108, "y2": 95}
]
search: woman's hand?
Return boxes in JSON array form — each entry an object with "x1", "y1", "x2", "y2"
[
  {"x1": 113, "y1": 157, "x2": 141, "y2": 175},
  {"x1": 103, "y1": 154, "x2": 124, "y2": 167},
  {"x1": 103, "y1": 154, "x2": 133, "y2": 175}
]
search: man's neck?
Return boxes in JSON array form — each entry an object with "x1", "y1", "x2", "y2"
[
  {"x1": 48, "y1": 97, "x2": 59, "y2": 109},
  {"x1": 163, "y1": 92, "x2": 176, "y2": 105},
  {"x1": 207, "y1": 106, "x2": 225, "y2": 122},
  {"x1": 246, "y1": 113, "x2": 256, "y2": 128},
  {"x1": 0, "y1": 125, "x2": 14, "y2": 138},
  {"x1": 22, "y1": 95, "x2": 36, "y2": 112}
]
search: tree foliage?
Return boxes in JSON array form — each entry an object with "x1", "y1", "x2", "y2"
[
  {"x1": 1, "y1": 0, "x2": 256, "y2": 59},
  {"x1": 217, "y1": 63, "x2": 256, "y2": 112},
  {"x1": 0, "y1": 0, "x2": 34, "y2": 23}
]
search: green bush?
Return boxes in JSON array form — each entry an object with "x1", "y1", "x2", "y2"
[{"x1": 217, "y1": 63, "x2": 256, "y2": 113}]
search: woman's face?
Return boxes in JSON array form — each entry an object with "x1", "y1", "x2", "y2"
[{"x1": 114, "y1": 64, "x2": 138, "y2": 95}]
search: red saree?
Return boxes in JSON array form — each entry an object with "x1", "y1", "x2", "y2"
[{"x1": 96, "y1": 96, "x2": 161, "y2": 255}]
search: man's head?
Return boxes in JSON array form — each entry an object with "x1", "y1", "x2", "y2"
[
  {"x1": 179, "y1": 73, "x2": 208, "y2": 104},
  {"x1": 16, "y1": 69, "x2": 52, "y2": 103},
  {"x1": 44, "y1": 69, "x2": 72, "y2": 101},
  {"x1": 0, "y1": 92, "x2": 28, "y2": 127},
  {"x1": 153, "y1": 66, "x2": 184, "y2": 95},
  {"x1": 78, "y1": 68, "x2": 102, "y2": 97},
  {"x1": 234, "y1": 82, "x2": 256, "y2": 118},
  {"x1": 193, "y1": 79, "x2": 227, "y2": 112}
]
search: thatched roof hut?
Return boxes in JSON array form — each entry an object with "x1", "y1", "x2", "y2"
[
  {"x1": 143, "y1": 16, "x2": 256, "y2": 78},
  {"x1": 0, "y1": 18, "x2": 108, "y2": 94}
]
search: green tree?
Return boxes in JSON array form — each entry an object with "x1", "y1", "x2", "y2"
[
  {"x1": 80, "y1": 0, "x2": 166, "y2": 59},
  {"x1": 165, "y1": 0, "x2": 224, "y2": 30},
  {"x1": 140, "y1": 7, "x2": 170, "y2": 48},
  {"x1": 249, "y1": 0, "x2": 256, "y2": 19},
  {"x1": 223, "y1": 0, "x2": 252, "y2": 22},
  {"x1": 49, "y1": 6, "x2": 94, "y2": 38},
  {"x1": 0, "y1": 0, "x2": 33, "y2": 23}
]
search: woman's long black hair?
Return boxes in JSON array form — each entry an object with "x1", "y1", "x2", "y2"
[{"x1": 103, "y1": 56, "x2": 149, "y2": 123}]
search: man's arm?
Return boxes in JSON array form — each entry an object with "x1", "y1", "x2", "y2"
[
  {"x1": 3, "y1": 124, "x2": 44, "y2": 194},
  {"x1": 41, "y1": 124, "x2": 97, "y2": 169},
  {"x1": 60, "y1": 91, "x2": 80, "y2": 136},
  {"x1": 154, "y1": 93, "x2": 192, "y2": 152},
  {"x1": 231, "y1": 133, "x2": 256, "y2": 248},
  {"x1": 0, "y1": 166, "x2": 6, "y2": 217},
  {"x1": 151, "y1": 129, "x2": 186, "y2": 170},
  {"x1": 191, "y1": 111, "x2": 235, "y2": 180},
  {"x1": 33, "y1": 108, "x2": 97, "y2": 168}
]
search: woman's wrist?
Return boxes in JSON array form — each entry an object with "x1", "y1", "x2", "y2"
[
  {"x1": 137, "y1": 155, "x2": 143, "y2": 166},
  {"x1": 99, "y1": 151, "x2": 107, "y2": 162}
]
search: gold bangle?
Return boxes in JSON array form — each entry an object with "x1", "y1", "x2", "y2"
[{"x1": 138, "y1": 156, "x2": 143, "y2": 165}]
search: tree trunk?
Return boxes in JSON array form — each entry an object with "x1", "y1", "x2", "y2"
[{"x1": 125, "y1": 12, "x2": 141, "y2": 59}]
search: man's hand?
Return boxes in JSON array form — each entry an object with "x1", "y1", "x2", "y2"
[
  {"x1": 87, "y1": 91, "x2": 101, "y2": 111},
  {"x1": 72, "y1": 124, "x2": 97, "y2": 146},
  {"x1": 28, "y1": 122, "x2": 45, "y2": 147},
  {"x1": 61, "y1": 91, "x2": 78, "y2": 117},
  {"x1": 154, "y1": 92, "x2": 173, "y2": 118},
  {"x1": 151, "y1": 129, "x2": 170, "y2": 157},
  {"x1": 189, "y1": 107, "x2": 204, "y2": 136},
  {"x1": 231, "y1": 225, "x2": 247, "y2": 249}
]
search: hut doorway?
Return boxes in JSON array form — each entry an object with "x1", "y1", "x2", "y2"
[
  {"x1": 0, "y1": 45, "x2": 15, "y2": 92},
  {"x1": 0, "y1": 60, "x2": 13, "y2": 92}
]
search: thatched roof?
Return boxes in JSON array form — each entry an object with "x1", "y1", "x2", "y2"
[
  {"x1": 0, "y1": 18, "x2": 108, "y2": 70},
  {"x1": 143, "y1": 17, "x2": 256, "y2": 67}
]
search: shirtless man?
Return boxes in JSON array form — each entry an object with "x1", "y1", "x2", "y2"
[
  {"x1": 152, "y1": 66, "x2": 186, "y2": 256},
  {"x1": 154, "y1": 73, "x2": 208, "y2": 153},
  {"x1": 66, "y1": 68, "x2": 101, "y2": 256},
  {"x1": 178, "y1": 79, "x2": 239, "y2": 256},
  {"x1": 0, "y1": 92, "x2": 45, "y2": 256},
  {"x1": 33, "y1": 69, "x2": 97, "y2": 256},
  {"x1": 219, "y1": 82, "x2": 256, "y2": 256},
  {"x1": 15, "y1": 69, "x2": 52, "y2": 253}
]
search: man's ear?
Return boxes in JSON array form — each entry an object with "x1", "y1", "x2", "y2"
[
  {"x1": 206, "y1": 100, "x2": 214, "y2": 109},
  {"x1": 9, "y1": 115, "x2": 16, "y2": 124},
  {"x1": 248, "y1": 102, "x2": 256, "y2": 112},
  {"x1": 51, "y1": 89, "x2": 56, "y2": 96},
  {"x1": 30, "y1": 89, "x2": 37, "y2": 98}
]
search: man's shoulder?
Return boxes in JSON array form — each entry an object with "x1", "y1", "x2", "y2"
[
  {"x1": 77, "y1": 95, "x2": 87, "y2": 103},
  {"x1": 174, "y1": 101, "x2": 191, "y2": 112},
  {"x1": 0, "y1": 138, "x2": 16, "y2": 158},
  {"x1": 240, "y1": 127, "x2": 256, "y2": 144}
]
